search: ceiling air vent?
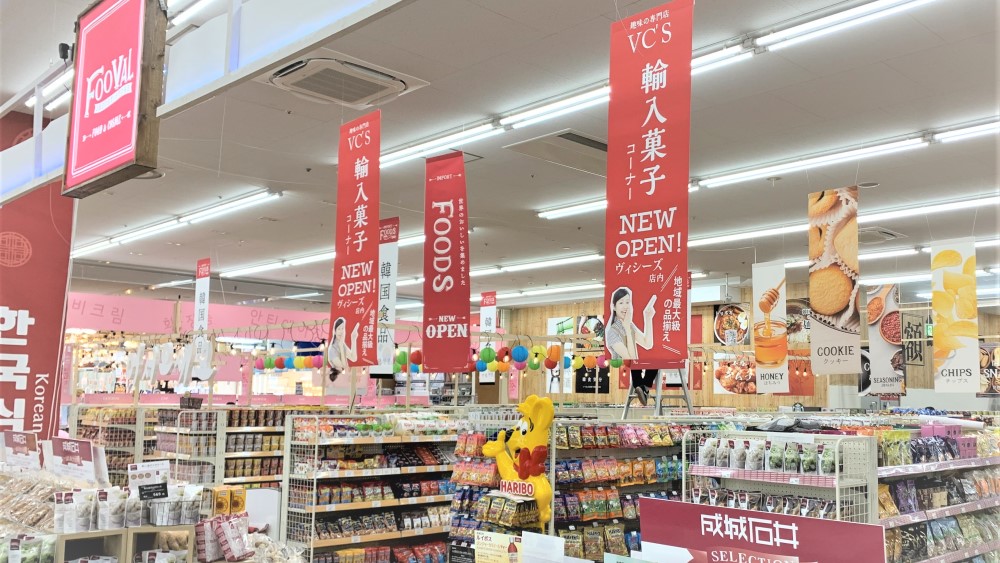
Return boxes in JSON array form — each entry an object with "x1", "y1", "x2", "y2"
[
  {"x1": 268, "y1": 58, "x2": 408, "y2": 109},
  {"x1": 858, "y1": 226, "x2": 906, "y2": 245}
]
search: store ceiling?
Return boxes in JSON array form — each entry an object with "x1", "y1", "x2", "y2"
[{"x1": 2, "y1": 0, "x2": 998, "y2": 313}]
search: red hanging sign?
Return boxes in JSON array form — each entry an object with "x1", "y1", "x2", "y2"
[
  {"x1": 0, "y1": 182, "x2": 74, "y2": 439},
  {"x1": 64, "y1": 0, "x2": 166, "y2": 198},
  {"x1": 604, "y1": 1, "x2": 693, "y2": 368},
  {"x1": 330, "y1": 111, "x2": 381, "y2": 367},
  {"x1": 422, "y1": 152, "x2": 471, "y2": 372}
]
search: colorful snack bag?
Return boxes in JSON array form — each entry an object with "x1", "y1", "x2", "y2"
[{"x1": 559, "y1": 528, "x2": 584, "y2": 559}]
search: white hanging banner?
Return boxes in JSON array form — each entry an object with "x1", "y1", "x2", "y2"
[
  {"x1": 752, "y1": 260, "x2": 789, "y2": 393},
  {"x1": 865, "y1": 284, "x2": 905, "y2": 395},
  {"x1": 191, "y1": 258, "x2": 213, "y2": 382},
  {"x1": 931, "y1": 237, "x2": 979, "y2": 393},
  {"x1": 370, "y1": 218, "x2": 399, "y2": 378},
  {"x1": 480, "y1": 291, "x2": 497, "y2": 335}
]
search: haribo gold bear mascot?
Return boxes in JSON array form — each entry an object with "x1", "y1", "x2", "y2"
[{"x1": 482, "y1": 394, "x2": 554, "y2": 528}]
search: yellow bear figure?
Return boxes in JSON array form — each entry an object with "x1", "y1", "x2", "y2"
[{"x1": 482, "y1": 394, "x2": 554, "y2": 528}]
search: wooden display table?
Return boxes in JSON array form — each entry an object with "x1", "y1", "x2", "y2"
[
  {"x1": 125, "y1": 524, "x2": 196, "y2": 563},
  {"x1": 55, "y1": 529, "x2": 126, "y2": 562}
]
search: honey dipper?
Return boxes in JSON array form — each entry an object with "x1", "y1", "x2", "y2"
[{"x1": 758, "y1": 278, "x2": 786, "y2": 313}]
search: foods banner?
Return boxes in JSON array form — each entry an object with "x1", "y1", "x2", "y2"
[
  {"x1": 422, "y1": 152, "x2": 471, "y2": 372},
  {"x1": 807, "y1": 186, "x2": 861, "y2": 374},
  {"x1": 864, "y1": 284, "x2": 905, "y2": 395},
  {"x1": 638, "y1": 497, "x2": 886, "y2": 563},
  {"x1": 370, "y1": 218, "x2": 399, "y2": 379},
  {"x1": 0, "y1": 182, "x2": 74, "y2": 439},
  {"x1": 980, "y1": 343, "x2": 1000, "y2": 397},
  {"x1": 931, "y1": 238, "x2": 979, "y2": 392},
  {"x1": 605, "y1": 0, "x2": 693, "y2": 368},
  {"x1": 752, "y1": 260, "x2": 788, "y2": 393},
  {"x1": 330, "y1": 111, "x2": 381, "y2": 367}
]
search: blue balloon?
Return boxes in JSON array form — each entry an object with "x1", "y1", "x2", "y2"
[
  {"x1": 511, "y1": 345, "x2": 529, "y2": 363},
  {"x1": 410, "y1": 363, "x2": 420, "y2": 373},
  {"x1": 563, "y1": 356, "x2": 571, "y2": 369},
  {"x1": 476, "y1": 360, "x2": 488, "y2": 372}
]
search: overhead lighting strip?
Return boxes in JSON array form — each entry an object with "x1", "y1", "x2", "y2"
[
  {"x1": 71, "y1": 191, "x2": 280, "y2": 259},
  {"x1": 933, "y1": 119, "x2": 1000, "y2": 143}
]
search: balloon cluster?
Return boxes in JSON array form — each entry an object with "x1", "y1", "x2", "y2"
[
  {"x1": 393, "y1": 350, "x2": 423, "y2": 374},
  {"x1": 254, "y1": 354, "x2": 323, "y2": 371}
]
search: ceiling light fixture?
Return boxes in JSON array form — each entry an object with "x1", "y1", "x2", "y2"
[
  {"x1": 501, "y1": 253, "x2": 602, "y2": 272},
  {"x1": 398, "y1": 234, "x2": 426, "y2": 247},
  {"x1": 396, "y1": 277, "x2": 425, "y2": 287},
  {"x1": 691, "y1": 48, "x2": 754, "y2": 76},
  {"x1": 690, "y1": 272, "x2": 708, "y2": 279},
  {"x1": 25, "y1": 67, "x2": 74, "y2": 108},
  {"x1": 112, "y1": 220, "x2": 184, "y2": 245},
  {"x1": 917, "y1": 287, "x2": 1000, "y2": 299},
  {"x1": 170, "y1": 0, "x2": 213, "y2": 26},
  {"x1": 151, "y1": 279, "x2": 195, "y2": 289},
  {"x1": 500, "y1": 87, "x2": 610, "y2": 128},
  {"x1": 44, "y1": 90, "x2": 72, "y2": 112},
  {"x1": 380, "y1": 124, "x2": 499, "y2": 168},
  {"x1": 933, "y1": 120, "x2": 1000, "y2": 143},
  {"x1": 181, "y1": 192, "x2": 280, "y2": 223},
  {"x1": 538, "y1": 200, "x2": 607, "y2": 220},
  {"x1": 756, "y1": 0, "x2": 938, "y2": 51},
  {"x1": 282, "y1": 292, "x2": 323, "y2": 300},
  {"x1": 470, "y1": 267, "x2": 503, "y2": 278},
  {"x1": 700, "y1": 138, "x2": 927, "y2": 188},
  {"x1": 395, "y1": 302, "x2": 424, "y2": 310},
  {"x1": 286, "y1": 251, "x2": 336, "y2": 266},
  {"x1": 520, "y1": 283, "x2": 605, "y2": 297},
  {"x1": 219, "y1": 262, "x2": 290, "y2": 278},
  {"x1": 861, "y1": 268, "x2": 997, "y2": 286},
  {"x1": 783, "y1": 260, "x2": 812, "y2": 269},
  {"x1": 785, "y1": 247, "x2": 919, "y2": 268}
]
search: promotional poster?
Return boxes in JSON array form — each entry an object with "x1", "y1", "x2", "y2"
[
  {"x1": 752, "y1": 260, "x2": 789, "y2": 393},
  {"x1": 931, "y1": 238, "x2": 979, "y2": 393}
]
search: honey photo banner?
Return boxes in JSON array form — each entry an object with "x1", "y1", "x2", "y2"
[
  {"x1": 931, "y1": 237, "x2": 978, "y2": 393},
  {"x1": 807, "y1": 186, "x2": 861, "y2": 375},
  {"x1": 752, "y1": 260, "x2": 788, "y2": 393}
]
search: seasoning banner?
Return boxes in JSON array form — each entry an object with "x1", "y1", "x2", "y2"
[
  {"x1": 605, "y1": 0, "x2": 693, "y2": 368},
  {"x1": 330, "y1": 111, "x2": 381, "y2": 368},
  {"x1": 865, "y1": 284, "x2": 905, "y2": 395},
  {"x1": 422, "y1": 152, "x2": 471, "y2": 372},
  {"x1": 931, "y1": 237, "x2": 979, "y2": 393},
  {"x1": 807, "y1": 186, "x2": 861, "y2": 374},
  {"x1": 0, "y1": 182, "x2": 74, "y2": 439},
  {"x1": 752, "y1": 260, "x2": 789, "y2": 393},
  {"x1": 370, "y1": 218, "x2": 399, "y2": 379},
  {"x1": 637, "y1": 496, "x2": 886, "y2": 563}
]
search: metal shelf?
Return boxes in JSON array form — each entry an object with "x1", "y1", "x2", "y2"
[
  {"x1": 877, "y1": 456, "x2": 1000, "y2": 478},
  {"x1": 227, "y1": 426, "x2": 285, "y2": 433},
  {"x1": 880, "y1": 495, "x2": 1000, "y2": 529},
  {"x1": 153, "y1": 426, "x2": 218, "y2": 435},
  {"x1": 912, "y1": 539, "x2": 1000, "y2": 563},
  {"x1": 223, "y1": 475, "x2": 282, "y2": 484},
  {"x1": 291, "y1": 465, "x2": 453, "y2": 480},
  {"x1": 224, "y1": 450, "x2": 283, "y2": 458}
]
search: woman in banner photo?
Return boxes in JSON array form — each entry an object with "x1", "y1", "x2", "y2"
[
  {"x1": 606, "y1": 287, "x2": 656, "y2": 361},
  {"x1": 327, "y1": 317, "x2": 359, "y2": 382}
]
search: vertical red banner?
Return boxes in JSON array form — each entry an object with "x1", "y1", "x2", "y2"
[
  {"x1": 605, "y1": 1, "x2": 693, "y2": 368},
  {"x1": 330, "y1": 111, "x2": 381, "y2": 367},
  {"x1": 0, "y1": 182, "x2": 75, "y2": 439},
  {"x1": 422, "y1": 152, "x2": 471, "y2": 372}
]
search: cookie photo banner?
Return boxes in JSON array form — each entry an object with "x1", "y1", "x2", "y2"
[
  {"x1": 807, "y1": 186, "x2": 861, "y2": 375},
  {"x1": 752, "y1": 260, "x2": 788, "y2": 393},
  {"x1": 605, "y1": 0, "x2": 693, "y2": 368},
  {"x1": 931, "y1": 237, "x2": 978, "y2": 393},
  {"x1": 865, "y1": 284, "x2": 905, "y2": 395}
]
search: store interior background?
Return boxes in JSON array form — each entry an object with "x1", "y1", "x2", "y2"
[{"x1": 1, "y1": 0, "x2": 997, "y2": 412}]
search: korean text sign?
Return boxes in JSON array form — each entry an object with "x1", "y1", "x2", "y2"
[
  {"x1": 65, "y1": 0, "x2": 165, "y2": 197},
  {"x1": 604, "y1": 1, "x2": 693, "y2": 368},
  {"x1": 0, "y1": 182, "x2": 74, "y2": 439},
  {"x1": 370, "y1": 218, "x2": 400, "y2": 378},
  {"x1": 422, "y1": 152, "x2": 471, "y2": 372},
  {"x1": 330, "y1": 111, "x2": 381, "y2": 367},
  {"x1": 638, "y1": 497, "x2": 885, "y2": 563}
]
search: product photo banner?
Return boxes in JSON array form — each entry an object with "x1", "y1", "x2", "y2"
[
  {"x1": 330, "y1": 110, "x2": 381, "y2": 367},
  {"x1": 931, "y1": 237, "x2": 979, "y2": 393},
  {"x1": 807, "y1": 185, "x2": 861, "y2": 375},
  {"x1": 422, "y1": 152, "x2": 471, "y2": 372},
  {"x1": 604, "y1": 0, "x2": 693, "y2": 369},
  {"x1": 752, "y1": 260, "x2": 789, "y2": 393},
  {"x1": 864, "y1": 283, "x2": 905, "y2": 396},
  {"x1": 0, "y1": 182, "x2": 74, "y2": 439}
]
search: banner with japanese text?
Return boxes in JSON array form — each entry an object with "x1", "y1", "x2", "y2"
[
  {"x1": 422, "y1": 152, "x2": 471, "y2": 372},
  {"x1": 330, "y1": 111, "x2": 381, "y2": 368},
  {"x1": 931, "y1": 237, "x2": 978, "y2": 393},
  {"x1": 808, "y1": 186, "x2": 861, "y2": 374},
  {"x1": 480, "y1": 291, "x2": 497, "y2": 335},
  {"x1": 0, "y1": 182, "x2": 74, "y2": 439},
  {"x1": 865, "y1": 284, "x2": 905, "y2": 395},
  {"x1": 370, "y1": 218, "x2": 399, "y2": 379},
  {"x1": 638, "y1": 496, "x2": 885, "y2": 563},
  {"x1": 752, "y1": 260, "x2": 789, "y2": 393},
  {"x1": 190, "y1": 257, "x2": 213, "y2": 383},
  {"x1": 605, "y1": 1, "x2": 693, "y2": 368}
]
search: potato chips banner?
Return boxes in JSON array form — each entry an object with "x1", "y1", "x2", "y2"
[
  {"x1": 931, "y1": 238, "x2": 978, "y2": 393},
  {"x1": 752, "y1": 260, "x2": 788, "y2": 393},
  {"x1": 865, "y1": 284, "x2": 905, "y2": 395},
  {"x1": 807, "y1": 186, "x2": 861, "y2": 375}
]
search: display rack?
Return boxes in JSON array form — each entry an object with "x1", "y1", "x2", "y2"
[
  {"x1": 70, "y1": 406, "x2": 161, "y2": 487},
  {"x1": 682, "y1": 430, "x2": 878, "y2": 524},
  {"x1": 151, "y1": 408, "x2": 226, "y2": 485},
  {"x1": 280, "y1": 414, "x2": 458, "y2": 561},
  {"x1": 54, "y1": 528, "x2": 127, "y2": 562}
]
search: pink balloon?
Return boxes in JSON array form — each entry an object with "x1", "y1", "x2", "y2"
[
  {"x1": 513, "y1": 360, "x2": 528, "y2": 370},
  {"x1": 312, "y1": 355, "x2": 324, "y2": 368},
  {"x1": 254, "y1": 358, "x2": 265, "y2": 370}
]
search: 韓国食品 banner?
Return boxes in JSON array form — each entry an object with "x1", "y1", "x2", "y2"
[
  {"x1": 604, "y1": 0, "x2": 693, "y2": 368},
  {"x1": 932, "y1": 238, "x2": 978, "y2": 393},
  {"x1": 808, "y1": 186, "x2": 861, "y2": 374},
  {"x1": 370, "y1": 218, "x2": 399, "y2": 379},
  {"x1": 752, "y1": 260, "x2": 789, "y2": 393}
]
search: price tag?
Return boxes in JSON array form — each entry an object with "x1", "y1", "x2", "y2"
[
  {"x1": 351, "y1": 536, "x2": 361, "y2": 544},
  {"x1": 405, "y1": 498, "x2": 416, "y2": 505},
  {"x1": 375, "y1": 437, "x2": 384, "y2": 444},
  {"x1": 363, "y1": 470, "x2": 373, "y2": 477},
  {"x1": 372, "y1": 501, "x2": 381, "y2": 508},
  {"x1": 128, "y1": 461, "x2": 170, "y2": 500},
  {"x1": 789, "y1": 477, "x2": 800, "y2": 485},
  {"x1": 720, "y1": 470, "x2": 733, "y2": 479},
  {"x1": 415, "y1": 528, "x2": 425, "y2": 535}
]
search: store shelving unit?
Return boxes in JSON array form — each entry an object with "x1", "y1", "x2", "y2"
[
  {"x1": 70, "y1": 406, "x2": 160, "y2": 487},
  {"x1": 280, "y1": 414, "x2": 458, "y2": 560},
  {"x1": 682, "y1": 430, "x2": 878, "y2": 524},
  {"x1": 54, "y1": 528, "x2": 127, "y2": 562},
  {"x1": 151, "y1": 408, "x2": 225, "y2": 485}
]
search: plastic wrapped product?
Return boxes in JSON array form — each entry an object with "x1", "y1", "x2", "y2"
[
  {"x1": 715, "y1": 440, "x2": 731, "y2": 468},
  {"x1": 583, "y1": 525, "x2": 605, "y2": 561},
  {"x1": 559, "y1": 528, "x2": 584, "y2": 559},
  {"x1": 800, "y1": 444, "x2": 818, "y2": 475},
  {"x1": 604, "y1": 522, "x2": 628, "y2": 556},
  {"x1": 766, "y1": 441, "x2": 784, "y2": 471},
  {"x1": 698, "y1": 438, "x2": 718, "y2": 466},
  {"x1": 730, "y1": 441, "x2": 748, "y2": 470},
  {"x1": 746, "y1": 440, "x2": 765, "y2": 471}
]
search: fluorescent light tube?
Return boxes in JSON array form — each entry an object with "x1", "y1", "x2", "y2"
[
  {"x1": 857, "y1": 248, "x2": 919, "y2": 261},
  {"x1": 181, "y1": 192, "x2": 277, "y2": 223},
  {"x1": 921, "y1": 239, "x2": 1000, "y2": 253},
  {"x1": 521, "y1": 283, "x2": 605, "y2": 297},
  {"x1": 111, "y1": 220, "x2": 183, "y2": 244},
  {"x1": 470, "y1": 267, "x2": 502, "y2": 278},
  {"x1": 70, "y1": 240, "x2": 119, "y2": 259},
  {"x1": 933, "y1": 121, "x2": 1000, "y2": 143},
  {"x1": 757, "y1": 0, "x2": 937, "y2": 51},
  {"x1": 511, "y1": 96, "x2": 610, "y2": 129},
  {"x1": 502, "y1": 254, "x2": 602, "y2": 272},
  {"x1": 151, "y1": 279, "x2": 195, "y2": 289},
  {"x1": 500, "y1": 87, "x2": 610, "y2": 126},
  {"x1": 859, "y1": 196, "x2": 998, "y2": 224},
  {"x1": 538, "y1": 200, "x2": 607, "y2": 220},
  {"x1": 861, "y1": 273, "x2": 932, "y2": 285},
  {"x1": 396, "y1": 302, "x2": 424, "y2": 310},
  {"x1": 44, "y1": 90, "x2": 72, "y2": 111},
  {"x1": 917, "y1": 287, "x2": 1000, "y2": 299},
  {"x1": 396, "y1": 277, "x2": 424, "y2": 287},
  {"x1": 42, "y1": 68, "x2": 74, "y2": 97},
  {"x1": 691, "y1": 51, "x2": 754, "y2": 76},
  {"x1": 398, "y1": 234, "x2": 426, "y2": 247},
  {"x1": 691, "y1": 223, "x2": 809, "y2": 248},
  {"x1": 692, "y1": 45, "x2": 745, "y2": 68},
  {"x1": 381, "y1": 124, "x2": 496, "y2": 165},
  {"x1": 784, "y1": 260, "x2": 812, "y2": 269},
  {"x1": 690, "y1": 272, "x2": 708, "y2": 279},
  {"x1": 219, "y1": 262, "x2": 288, "y2": 278},
  {"x1": 286, "y1": 251, "x2": 336, "y2": 266},
  {"x1": 171, "y1": 0, "x2": 212, "y2": 26},
  {"x1": 283, "y1": 292, "x2": 322, "y2": 299},
  {"x1": 701, "y1": 138, "x2": 927, "y2": 188},
  {"x1": 381, "y1": 128, "x2": 504, "y2": 168}
]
